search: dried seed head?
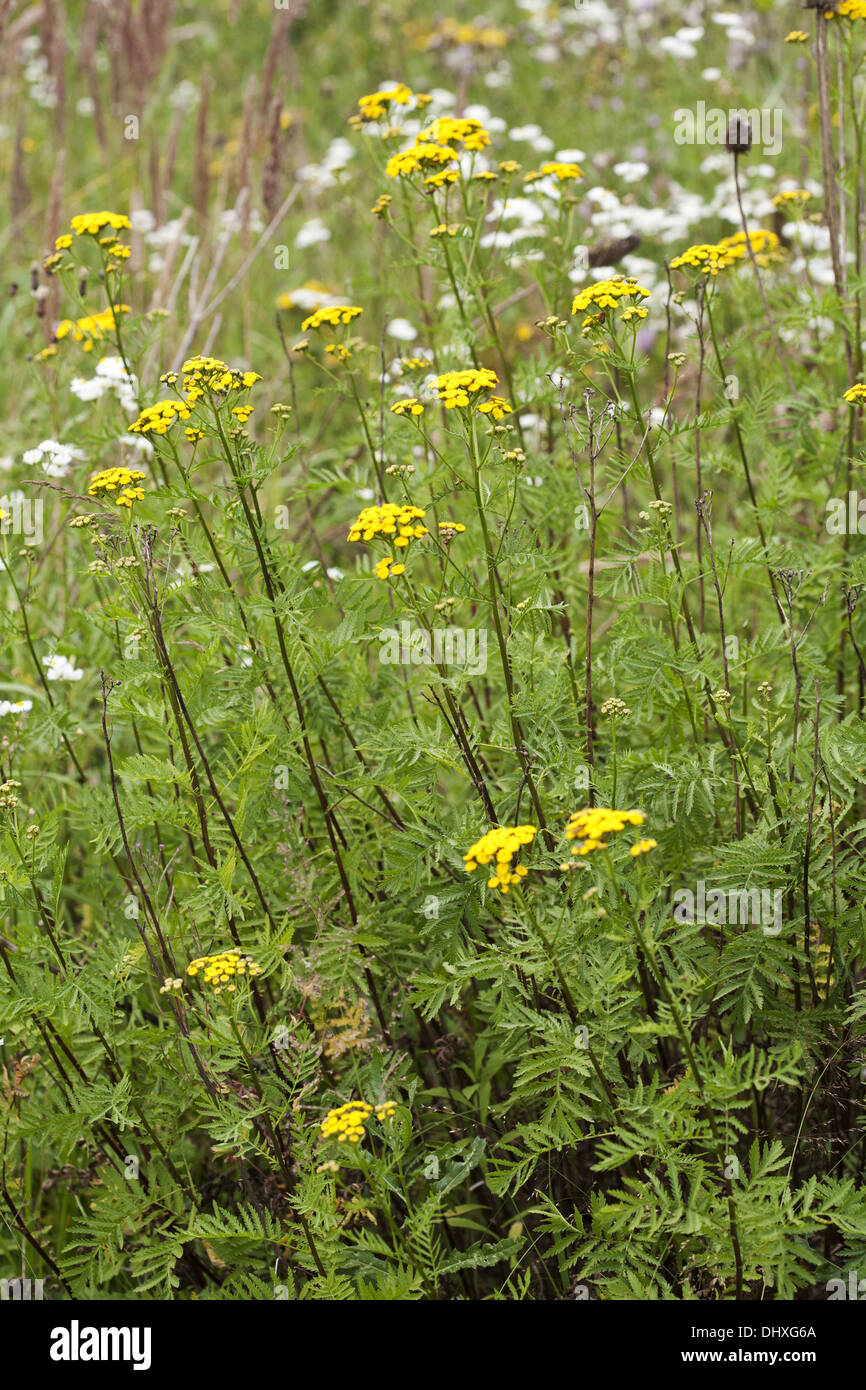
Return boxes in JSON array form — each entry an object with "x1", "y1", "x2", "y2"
[{"x1": 725, "y1": 116, "x2": 753, "y2": 155}]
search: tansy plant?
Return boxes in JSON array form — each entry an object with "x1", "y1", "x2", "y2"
[{"x1": 5, "y1": 16, "x2": 866, "y2": 1314}]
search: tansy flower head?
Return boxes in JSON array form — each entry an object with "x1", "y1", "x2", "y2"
[
  {"x1": 433, "y1": 368, "x2": 511, "y2": 417},
  {"x1": 88, "y1": 467, "x2": 147, "y2": 509},
  {"x1": 386, "y1": 143, "x2": 458, "y2": 179},
  {"x1": 347, "y1": 503, "x2": 428, "y2": 579},
  {"x1": 630, "y1": 838, "x2": 658, "y2": 857},
  {"x1": 320, "y1": 1099, "x2": 397, "y2": 1143},
  {"x1": 55, "y1": 305, "x2": 129, "y2": 349},
  {"x1": 419, "y1": 116, "x2": 491, "y2": 152},
  {"x1": 463, "y1": 824, "x2": 536, "y2": 893},
  {"x1": 670, "y1": 230, "x2": 781, "y2": 277},
  {"x1": 390, "y1": 397, "x2": 425, "y2": 417},
  {"x1": 772, "y1": 189, "x2": 811, "y2": 208},
  {"x1": 180, "y1": 357, "x2": 262, "y2": 394},
  {"x1": 129, "y1": 400, "x2": 192, "y2": 436},
  {"x1": 354, "y1": 84, "x2": 431, "y2": 124},
  {"x1": 321, "y1": 1102, "x2": 366, "y2": 1143},
  {"x1": 526, "y1": 161, "x2": 583, "y2": 183},
  {"x1": 186, "y1": 947, "x2": 261, "y2": 996},
  {"x1": 301, "y1": 305, "x2": 362, "y2": 331},
  {"x1": 69, "y1": 210, "x2": 131, "y2": 237},
  {"x1": 565, "y1": 807, "x2": 646, "y2": 855},
  {"x1": 845, "y1": 383, "x2": 866, "y2": 405},
  {"x1": 571, "y1": 277, "x2": 650, "y2": 316}
]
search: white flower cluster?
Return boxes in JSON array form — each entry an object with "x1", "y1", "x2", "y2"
[
  {"x1": 22, "y1": 439, "x2": 85, "y2": 479},
  {"x1": 70, "y1": 356, "x2": 139, "y2": 414},
  {"x1": 0, "y1": 699, "x2": 33, "y2": 716},
  {"x1": 43, "y1": 654, "x2": 84, "y2": 682}
]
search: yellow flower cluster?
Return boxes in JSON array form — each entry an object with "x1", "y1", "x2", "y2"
[
  {"x1": 572, "y1": 277, "x2": 650, "y2": 316},
  {"x1": 565, "y1": 807, "x2": 646, "y2": 856},
  {"x1": 129, "y1": 400, "x2": 192, "y2": 435},
  {"x1": 179, "y1": 356, "x2": 262, "y2": 396},
  {"x1": 408, "y1": 17, "x2": 508, "y2": 50},
  {"x1": 836, "y1": 1, "x2": 866, "y2": 19},
  {"x1": 844, "y1": 383, "x2": 866, "y2": 404},
  {"x1": 348, "y1": 502, "x2": 428, "y2": 579},
  {"x1": 69, "y1": 210, "x2": 131, "y2": 237},
  {"x1": 386, "y1": 142, "x2": 458, "y2": 179},
  {"x1": 55, "y1": 305, "x2": 129, "y2": 349},
  {"x1": 354, "y1": 84, "x2": 431, "y2": 123},
  {"x1": 320, "y1": 1099, "x2": 398, "y2": 1144},
  {"x1": 670, "y1": 230, "x2": 781, "y2": 276},
  {"x1": 526, "y1": 161, "x2": 583, "y2": 183},
  {"x1": 630, "y1": 838, "x2": 658, "y2": 858},
  {"x1": 772, "y1": 189, "x2": 811, "y2": 207},
  {"x1": 186, "y1": 947, "x2": 262, "y2": 995},
  {"x1": 463, "y1": 824, "x2": 536, "y2": 893},
  {"x1": 784, "y1": 29, "x2": 809, "y2": 42},
  {"x1": 391, "y1": 397, "x2": 426, "y2": 416},
  {"x1": 87, "y1": 467, "x2": 147, "y2": 509},
  {"x1": 419, "y1": 117, "x2": 491, "y2": 152},
  {"x1": 301, "y1": 305, "x2": 363, "y2": 331},
  {"x1": 432, "y1": 368, "x2": 511, "y2": 417}
]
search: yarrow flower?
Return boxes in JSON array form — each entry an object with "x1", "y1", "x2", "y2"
[
  {"x1": 22, "y1": 438, "x2": 85, "y2": 478},
  {"x1": 564, "y1": 807, "x2": 646, "y2": 856},
  {"x1": 463, "y1": 824, "x2": 536, "y2": 893},
  {"x1": 44, "y1": 654, "x2": 83, "y2": 682},
  {"x1": 186, "y1": 947, "x2": 262, "y2": 995},
  {"x1": 87, "y1": 467, "x2": 146, "y2": 508},
  {"x1": 320, "y1": 1099, "x2": 398, "y2": 1144}
]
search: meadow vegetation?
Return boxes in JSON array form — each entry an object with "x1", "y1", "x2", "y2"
[{"x1": 1, "y1": 0, "x2": 866, "y2": 1301}]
